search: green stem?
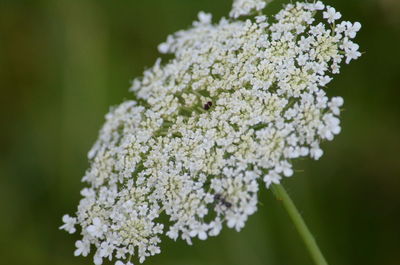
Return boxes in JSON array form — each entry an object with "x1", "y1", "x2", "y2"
[{"x1": 271, "y1": 184, "x2": 329, "y2": 265}]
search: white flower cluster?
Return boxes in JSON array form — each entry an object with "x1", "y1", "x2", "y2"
[
  {"x1": 230, "y1": 0, "x2": 270, "y2": 18},
  {"x1": 60, "y1": 1, "x2": 361, "y2": 264}
]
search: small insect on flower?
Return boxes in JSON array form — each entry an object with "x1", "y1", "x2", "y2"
[
  {"x1": 214, "y1": 193, "x2": 233, "y2": 209},
  {"x1": 203, "y1": 101, "x2": 213, "y2": 110}
]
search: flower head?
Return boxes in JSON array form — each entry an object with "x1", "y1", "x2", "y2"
[
  {"x1": 62, "y1": 1, "x2": 361, "y2": 264},
  {"x1": 230, "y1": 0, "x2": 270, "y2": 18},
  {"x1": 60, "y1": 214, "x2": 76, "y2": 234},
  {"x1": 323, "y1": 6, "x2": 342, "y2": 23}
]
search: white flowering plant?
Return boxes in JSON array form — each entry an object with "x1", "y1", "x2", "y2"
[{"x1": 60, "y1": 1, "x2": 361, "y2": 265}]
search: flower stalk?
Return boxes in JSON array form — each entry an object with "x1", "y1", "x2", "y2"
[{"x1": 271, "y1": 184, "x2": 328, "y2": 265}]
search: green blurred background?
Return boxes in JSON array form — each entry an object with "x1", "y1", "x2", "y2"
[{"x1": 1, "y1": 0, "x2": 399, "y2": 264}]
